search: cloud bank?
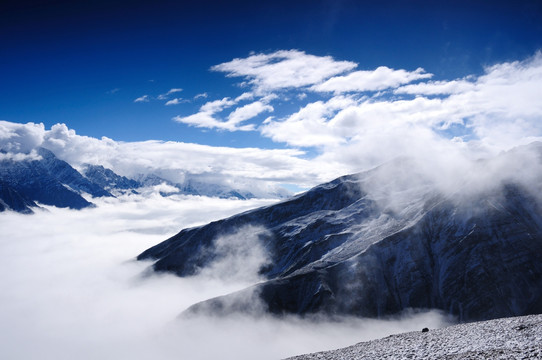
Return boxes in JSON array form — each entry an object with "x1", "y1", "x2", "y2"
[
  {"x1": 0, "y1": 194, "x2": 452, "y2": 360},
  {"x1": 172, "y1": 49, "x2": 542, "y2": 178},
  {"x1": 4, "y1": 50, "x2": 542, "y2": 198}
]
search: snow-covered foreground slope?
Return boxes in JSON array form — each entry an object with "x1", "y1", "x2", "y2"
[{"x1": 287, "y1": 314, "x2": 542, "y2": 360}]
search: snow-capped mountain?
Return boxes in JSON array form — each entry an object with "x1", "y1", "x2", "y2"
[
  {"x1": 138, "y1": 143, "x2": 542, "y2": 322},
  {"x1": 82, "y1": 164, "x2": 140, "y2": 192},
  {"x1": 0, "y1": 148, "x2": 112, "y2": 213},
  {"x1": 134, "y1": 173, "x2": 257, "y2": 200},
  {"x1": 0, "y1": 146, "x2": 291, "y2": 213}
]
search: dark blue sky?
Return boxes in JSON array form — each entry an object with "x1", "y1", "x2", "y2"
[{"x1": 1, "y1": 0, "x2": 541, "y2": 147}]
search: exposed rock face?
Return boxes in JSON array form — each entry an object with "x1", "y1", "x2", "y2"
[{"x1": 139, "y1": 148, "x2": 542, "y2": 322}]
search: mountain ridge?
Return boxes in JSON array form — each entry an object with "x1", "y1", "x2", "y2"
[{"x1": 138, "y1": 144, "x2": 542, "y2": 322}]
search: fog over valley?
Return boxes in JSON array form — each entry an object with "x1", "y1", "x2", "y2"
[{"x1": 0, "y1": 194, "x2": 451, "y2": 360}]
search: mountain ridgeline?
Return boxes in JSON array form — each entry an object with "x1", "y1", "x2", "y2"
[
  {"x1": 0, "y1": 147, "x2": 274, "y2": 213},
  {"x1": 138, "y1": 143, "x2": 542, "y2": 322}
]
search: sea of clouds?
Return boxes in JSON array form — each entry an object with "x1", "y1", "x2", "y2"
[{"x1": 0, "y1": 193, "x2": 451, "y2": 360}]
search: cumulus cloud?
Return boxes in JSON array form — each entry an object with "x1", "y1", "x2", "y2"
[
  {"x1": 0, "y1": 121, "x2": 329, "y2": 193},
  {"x1": 0, "y1": 120, "x2": 45, "y2": 153},
  {"x1": 259, "y1": 51, "x2": 542, "y2": 167},
  {"x1": 134, "y1": 95, "x2": 150, "y2": 103},
  {"x1": 211, "y1": 49, "x2": 357, "y2": 94},
  {"x1": 6, "y1": 51, "x2": 542, "y2": 204},
  {"x1": 0, "y1": 195, "x2": 452, "y2": 360},
  {"x1": 261, "y1": 95, "x2": 358, "y2": 147},
  {"x1": 312, "y1": 66, "x2": 432, "y2": 93}
]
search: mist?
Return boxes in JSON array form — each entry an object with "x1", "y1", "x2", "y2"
[{"x1": 0, "y1": 193, "x2": 452, "y2": 360}]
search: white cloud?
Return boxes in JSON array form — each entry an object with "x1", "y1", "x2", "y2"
[
  {"x1": 211, "y1": 49, "x2": 357, "y2": 94},
  {"x1": 194, "y1": 92, "x2": 208, "y2": 100},
  {"x1": 395, "y1": 79, "x2": 475, "y2": 95},
  {"x1": 165, "y1": 98, "x2": 184, "y2": 106},
  {"x1": 134, "y1": 95, "x2": 150, "y2": 103},
  {"x1": 259, "y1": 51, "x2": 542, "y2": 163},
  {"x1": 261, "y1": 96, "x2": 358, "y2": 147},
  {"x1": 0, "y1": 120, "x2": 45, "y2": 153},
  {"x1": 312, "y1": 66, "x2": 432, "y2": 93},
  {"x1": 158, "y1": 88, "x2": 184, "y2": 100},
  {"x1": 234, "y1": 92, "x2": 254, "y2": 102},
  {"x1": 227, "y1": 101, "x2": 273, "y2": 126},
  {"x1": 0, "y1": 194, "x2": 452, "y2": 360},
  {"x1": 199, "y1": 97, "x2": 237, "y2": 113},
  {"x1": 0, "y1": 148, "x2": 42, "y2": 161},
  {"x1": 0, "y1": 121, "x2": 329, "y2": 192},
  {"x1": 173, "y1": 97, "x2": 242, "y2": 131},
  {"x1": 174, "y1": 97, "x2": 271, "y2": 131},
  {"x1": 6, "y1": 52, "x2": 542, "y2": 206}
]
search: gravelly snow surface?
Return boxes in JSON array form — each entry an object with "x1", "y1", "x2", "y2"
[{"x1": 287, "y1": 314, "x2": 542, "y2": 359}]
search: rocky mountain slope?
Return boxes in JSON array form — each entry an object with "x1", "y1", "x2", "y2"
[
  {"x1": 138, "y1": 144, "x2": 542, "y2": 322},
  {"x1": 0, "y1": 148, "x2": 112, "y2": 212},
  {"x1": 286, "y1": 314, "x2": 542, "y2": 360},
  {"x1": 82, "y1": 164, "x2": 140, "y2": 193}
]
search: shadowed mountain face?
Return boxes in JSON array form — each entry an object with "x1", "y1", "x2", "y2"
[
  {"x1": 83, "y1": 164, "x2": 141, "y2": 191},
  {"x1": 138, "y1": 146, "x2": 542, "y2": 322},
  {"x1": 0, "y1": 181, "x2": 37, "y2": 214},
  {"x1": 0, "y1": 148, "x2": 112, "y2": 212}
]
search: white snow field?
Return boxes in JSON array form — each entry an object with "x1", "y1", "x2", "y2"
[{"x1": 287, "y1": 314, "x2": 542, "y2": 359}]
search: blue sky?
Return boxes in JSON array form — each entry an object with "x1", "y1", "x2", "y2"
[
  {"x1": 2, "y1": 0, "x2": 541, "y2": 144},
  {"x1": 1, "y1": 0, "x2": 542, "y2": 192}
]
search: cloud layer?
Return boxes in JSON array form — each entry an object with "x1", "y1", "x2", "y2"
[
  {"x1": 0, "y1": 194, "x2": 452, "y2": 360},
  {"x1": 172, "y1": 49, "x2": 542, "y2": 173},
  {"x1": 3, "y1": 50, "x2": 542, "y2": 197}
]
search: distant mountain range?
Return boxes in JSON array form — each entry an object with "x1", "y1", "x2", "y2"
[
  {"x1": 0, "y1": 147, "x2": 286, "y2": 213},
  {"x1": 138, "y1": 142, "x2": 542, "y2": 322}
]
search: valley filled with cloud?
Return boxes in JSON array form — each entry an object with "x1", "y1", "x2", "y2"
[{"x1": 0, "y1": 193, "x2": 451, "y2": 359}]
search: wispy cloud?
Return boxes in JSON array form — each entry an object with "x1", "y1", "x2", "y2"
[
  {"x1": 106, "y1": 88, "x2": 120, "y2": 94},
  {"x1": 173, "y1": 97, "x2": 274, "y2": 131},
  {"x1": 6, "y1": 51, "x2": 542, "y2": 201},
  {"x1": 211, "y1": 49, "x2": 357, "y2": 94},
  {"x1": 227, "y1": 101, "x2": 273, "y2": 127},
  {"x1": 134, "y1": 95, "x2": 150, "y2": 103},
  {"x1": 158, "y1": 88, "x2": 184, "y2": 100},
  {"x1": 165, "y1": 98, "x2": 185, "y2": 106},
  {"x1": 312, "y1": 66, "x2": 432, "y2": 93},
  {"x1": 167, "y1": 88, "x2": 183, "y2": 94},
  {"x1": 394, "y1": 79, "x2": 475, "y2": 95}
]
